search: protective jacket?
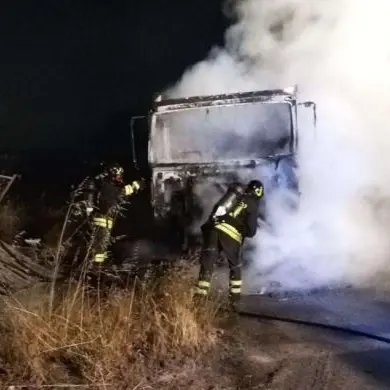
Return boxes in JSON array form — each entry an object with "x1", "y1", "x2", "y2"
[
  {"x1": 203, "y1": 192, "x2": 261, "y2": 246},
  {"x1": 83, "y1": 175, "x2": 143, "y2": 264},
  {"x1": 213, "y1": 193, "x2": 260, "y2": 243},
  {"x1": 84, "y1": 175, "x2": 142, "y2": 215}
]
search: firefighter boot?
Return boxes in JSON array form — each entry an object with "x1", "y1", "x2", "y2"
[{"x1": 229, "y1": 291, "x2": 241, "y2": 312}]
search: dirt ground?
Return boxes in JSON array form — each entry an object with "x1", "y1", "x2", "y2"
[
  {"x1": 147, "y1": 311, "x2": 390, "y2": 390},
  {"x1": 145, "y1": 266, "x2": 390, "y2": 390}
]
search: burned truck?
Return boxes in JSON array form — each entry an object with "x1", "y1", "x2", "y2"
[{"x1": 142, "y1": 87, "x2": 316, "y2": 252}]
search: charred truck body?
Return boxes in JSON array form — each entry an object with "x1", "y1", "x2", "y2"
[{"x1": 141, "y1": 87, "x2": 316, "y2": 253}]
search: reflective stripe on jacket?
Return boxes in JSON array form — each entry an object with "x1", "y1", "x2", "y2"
[
  {"x1": 92, "y1": 216, "x2": 113, "y2": 229},
  {"x1": 214, "y1": 222, "x2": 242, "y2": 244}
]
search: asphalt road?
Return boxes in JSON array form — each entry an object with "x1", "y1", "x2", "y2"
[
  {"x1": 209, "y1": 267, "x2": 390, "y2": 389},
  {"x1": 229, "y1": 290, "x2": 390, "y2": 389}
]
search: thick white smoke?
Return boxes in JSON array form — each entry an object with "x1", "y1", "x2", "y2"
[{"x1": 166, "y1": 0, "x2": 390, "y2": 290}]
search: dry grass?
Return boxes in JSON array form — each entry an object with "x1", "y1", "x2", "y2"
[
  {"x1": 0, "y1": 194, "x2": 225, "y2": 388},
  {"x1": 0, "y1": 264, "x2": 223, "y2": 388}
]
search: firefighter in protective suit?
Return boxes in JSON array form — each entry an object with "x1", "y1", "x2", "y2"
[
  {"x1": 83, "y1": 163, "x2": 144, "y2": 265},
  {"x1": 194, "y1": 180, "x2": 264, "y2": 307}
]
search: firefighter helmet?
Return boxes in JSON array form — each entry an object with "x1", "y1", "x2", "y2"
[
  {"x1": 108, "y1": 164, "x2": 124, "y2": 182},
  {"x1": 246, "y1": 180, "x2": 264, "y2": 199}
]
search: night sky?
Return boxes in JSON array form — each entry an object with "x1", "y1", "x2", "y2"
[{"x1": 0, "y1": 0, "x2": 228, "y2": 158}]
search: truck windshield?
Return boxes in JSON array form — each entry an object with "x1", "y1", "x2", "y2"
[{"x1": 149, "y1": 101, "x2": 293, "y2": 164}]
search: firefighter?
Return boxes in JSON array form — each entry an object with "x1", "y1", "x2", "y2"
[
  {"x1": 83, "y1": 163, "x2": 145, "y2": 265},
  {"x1": 194, "y1": 179, "x2": 264, "y2": 308}
]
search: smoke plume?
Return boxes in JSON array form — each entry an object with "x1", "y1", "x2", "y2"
[{"x1": 165, "y1": 0, "x2": 390, "y2": 291}]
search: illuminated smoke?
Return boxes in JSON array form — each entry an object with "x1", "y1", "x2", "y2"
[{"x1": 165, "y1": 0, "x2": 390, "y2": 290}]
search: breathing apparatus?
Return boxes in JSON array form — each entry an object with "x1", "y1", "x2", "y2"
[{"x1": 210, "y1": 182, "x2": 245, "y2": 221}]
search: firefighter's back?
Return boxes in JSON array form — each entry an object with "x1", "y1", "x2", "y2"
[{"x1": 97, "y1": 179, "x2": 122, "y2": 214}]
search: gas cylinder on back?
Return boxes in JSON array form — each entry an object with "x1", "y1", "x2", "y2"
[{"x1": 211, "y1": 182, "x2": 245, "y2": 220}]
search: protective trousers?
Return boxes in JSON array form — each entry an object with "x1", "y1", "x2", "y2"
[
  {"x1": 90, "y1": 213, "x2": 115, "y2": 264},
  {"x1": 195, "y1": 227, "x2": 242, "y2": 303}
]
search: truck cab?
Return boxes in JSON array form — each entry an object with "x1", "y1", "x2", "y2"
[{"x1": 135, "y1": 86, "x2": 316, "y2": 253}]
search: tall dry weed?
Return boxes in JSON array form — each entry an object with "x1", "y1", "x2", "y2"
[{"x1": 0, "y1": 264, "x2": 222, "y2": 388}]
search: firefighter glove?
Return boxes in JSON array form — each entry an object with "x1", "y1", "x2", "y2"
[{"x1": 133, "y1": 178, "x2": 146, "y2": 191}]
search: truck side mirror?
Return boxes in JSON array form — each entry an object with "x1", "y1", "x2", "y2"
[
  {"x1": 296, "y1": 101, "x2": 317, "y2": 150},
  {"x1": 298, "y1": 101, "x2": 317, "y2": 127}
]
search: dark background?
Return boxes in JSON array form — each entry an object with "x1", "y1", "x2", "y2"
[{"x1": 0, "y1": 0, "x2": 230, "y2": 192}]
